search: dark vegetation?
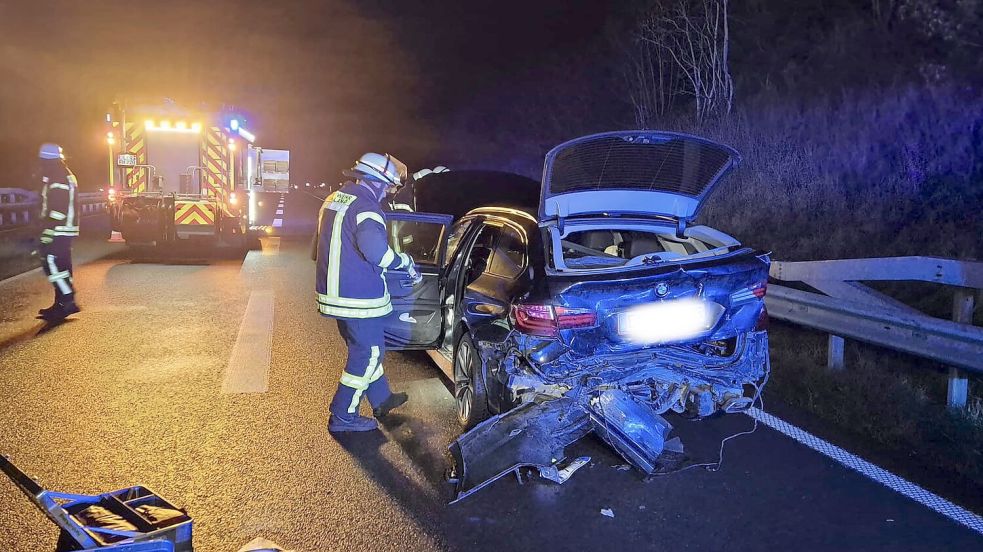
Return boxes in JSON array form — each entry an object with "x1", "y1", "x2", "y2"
[{"x1": 437, "y1": 0, "x2": 983, "y2": 504}]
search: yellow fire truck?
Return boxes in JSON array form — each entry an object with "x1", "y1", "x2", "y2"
[{"x1": 104, "y1": 100, "x2": 257, "y2": 248}]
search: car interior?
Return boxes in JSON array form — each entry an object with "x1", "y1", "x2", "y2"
[{"x1": 561, "y1": 229, "x2": 715, "y2": 267}]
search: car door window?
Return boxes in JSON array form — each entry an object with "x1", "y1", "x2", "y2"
[
  {"x1": 387, "y1": 217, "x2": 446, "y2": 265},
  {"x1": 444, "y1": 218, "x2": 473, "y2": 267},
  {"x1": 464, "y1": 224, "x2": 500, "y2": 281},
  {"x1": 487, "y1": 225, "x2": 526, "y2": 279}
]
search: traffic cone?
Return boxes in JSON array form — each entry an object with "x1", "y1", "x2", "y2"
[{"x1": 108, "y1": 230, "x2": 124, "y2": 243}]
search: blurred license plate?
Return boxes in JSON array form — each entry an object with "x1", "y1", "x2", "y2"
[
  {"x1": 618, "y1": 311, "x2": 647, "y2": 335},
  {"x1": 617, "y1": 299, "x2": 721, "y2": 343}
]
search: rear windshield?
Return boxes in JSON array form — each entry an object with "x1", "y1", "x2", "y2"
[
  {"x1": 558, "y1": 228, "x2": 723, "y2": 270},
  {"x1": 547, "y1": 133, "x2": 734, "y2": 197}
]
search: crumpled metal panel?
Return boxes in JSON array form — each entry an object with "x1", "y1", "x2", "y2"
[{"x1": 448, "y1": 397, "x2": 590, "y2": 503}]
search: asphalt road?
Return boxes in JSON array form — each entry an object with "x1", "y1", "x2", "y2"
[{"x1": 0, "y1": 198, "x2": 981, "y2": 551}]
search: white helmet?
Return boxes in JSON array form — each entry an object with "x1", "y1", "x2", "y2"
[
  {"x1": 39, "y1": 143, "x2": 64, "y2": 160},
  {"x1": 344, "y1": 152, "x2": 407, "y2": 191}
]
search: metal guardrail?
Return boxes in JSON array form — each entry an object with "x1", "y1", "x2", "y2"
[
  {"x1": 766, "y1": 257, "x2": 983, "y2": 409},
  {"x1": 0, "y1": 188, "x2": 107, "y2": 229}
]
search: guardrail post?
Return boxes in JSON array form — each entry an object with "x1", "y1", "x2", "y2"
[
  {"x1": 947, "y1": 287, "x2": 975, "y2": 409},
  {"x1": 827, "y1": 334, "x2": 845, "y2": 370}
]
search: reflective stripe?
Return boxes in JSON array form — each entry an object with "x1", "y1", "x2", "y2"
[
  {"x1": 41, "y1": 185, "x2": 48, "y2": 216},
  {"x1": 47, "y1": 270, "x2": 71, "y2": 282},
  {"x1": 344, "y1": 346, "x2": 383, "y2": 413},
  {"x1": 49, "y1": 182, "x2": 70, "y2": 190},
  {"x1": 379, "y1": 248, "x2": 395, "y2": 268},
  {"x1": 46, "y1": 255, "x2": 71, "y2": 295},
  {"x1": 397, "y1": 253, "x2": 410, "y2": 269},
  {"x1": 49, "y1": 211, "x2": 67, "y2": 221},
  {"x1": 54, "y1": 225, "x2": 79, "y2": 232},
  {"x1": 54, "y1": 278, "x2": 72, "y2": 295},
  {"x1": 318, "y1": 302, "x2": 393, "y2": 319},
  {"x1": 356, "y1": 211, "x2": 385, "y2": 226},
  {"x1": 317, "y1": 292, "x2": 390, "y2": 309},
  {"x1": 67, "y1": 181, "x2": 76, "y2": 227},
  {"x1": 326, "y1": 203, "x2": 350, "y2": 296}
]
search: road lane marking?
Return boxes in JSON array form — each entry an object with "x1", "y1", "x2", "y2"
[
  {"x1": 222, "y1": 290, "x2": 274, "y2": 394},
  {"x1": 746, "y1": 407, "x2": 983, "y2": 535}
]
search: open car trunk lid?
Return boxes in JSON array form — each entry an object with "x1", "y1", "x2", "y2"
[{"x1": 540, "y1": 131, "x2": 740, "y2": 223}]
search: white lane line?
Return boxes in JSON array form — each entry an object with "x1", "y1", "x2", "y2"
[
  {"x1": 746, "y1": 407, "x2": 983, "y2": 535},
  {"x1": 222, "y1": 290, "x2": 275, "y2": 394},
  {"x1": 275, "y1": 210, "x2": 284, "y2": 215},
  {"x1": 271, "y1": 219, "x2": 283, "y2": 228}
]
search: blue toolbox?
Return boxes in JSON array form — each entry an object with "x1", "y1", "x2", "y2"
[{"x1": 1, "y1": 454, "x2": 193, "y2": 551}]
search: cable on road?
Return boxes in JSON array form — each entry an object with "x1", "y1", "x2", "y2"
[{"x1": 652, "y1": 360, "x2": 770, "y2": 477}]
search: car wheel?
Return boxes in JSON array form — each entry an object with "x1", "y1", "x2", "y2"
[{"x1": 454, "y1": 333, "x2": 490, "y2": 430}]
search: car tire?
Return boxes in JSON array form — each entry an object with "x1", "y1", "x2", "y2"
[{"x1": 454, "y1": 333, "x2": 490, "y2": 430}]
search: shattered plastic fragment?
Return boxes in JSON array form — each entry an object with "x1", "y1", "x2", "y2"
[
  {"x1": 589, "y1": 390, "x2": 673, "y2": 474},
  {"x1": 601, "y1": 508, "x2": 615, "y2": 518},
  {"x1": 538, "y1": 456, "x2": 591, "y2": 484}
]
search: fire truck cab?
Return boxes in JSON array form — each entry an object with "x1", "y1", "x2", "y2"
[{"x1": 105, "y1": 101, "x2": 256, "y2": 248}]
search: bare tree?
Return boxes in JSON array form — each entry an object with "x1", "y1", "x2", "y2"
[
  {"x1": 634, "y1": 0, "x2": 735, "y2": 121},
  {"x1": 870, "y1": 0, "x2": 901, "y2": 30},
  {"x1": 623, "y1": 4, "x2": 680, "y2": 127}
]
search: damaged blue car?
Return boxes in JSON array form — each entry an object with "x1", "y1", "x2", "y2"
[{"x1": 381, "y1": 131, "x2": 771, "y2": 501}]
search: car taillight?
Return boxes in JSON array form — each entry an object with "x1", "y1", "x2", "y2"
[
  {"x1": 755, "y1": 306, "x2": 769, "y2": 331},
  {"x1": 751, "y1": 282, "x2": 767, "y2": 298},
  {"x1": 511, "y1": 303, "x2": 597, "y2": 337}
]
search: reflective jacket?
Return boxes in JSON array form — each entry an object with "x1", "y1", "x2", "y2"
[
  {"x1": 314, "y1": 182, "x2": 411, "y2": 319},
  {"x1": 40, "y1": 160, "x2": 79, "y2": 244}
]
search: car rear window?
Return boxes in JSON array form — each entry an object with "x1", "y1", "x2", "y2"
[{"x1": 548, "y1": 134, "x2": 733, "y2": 197}]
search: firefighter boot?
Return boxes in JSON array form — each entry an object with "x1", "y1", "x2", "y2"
[
  {"x1": 373, "y1": 392, "x2": 408, "y2": 418},
  {"x1": 37, "y1": 305, "x2": 59, "y2": 318},
  {"x1": 328, "y1": 413, "x2": 379, "y2": 433},
  {"x1": 39, "y1": 300, "x2": 80, "y2": 322}
]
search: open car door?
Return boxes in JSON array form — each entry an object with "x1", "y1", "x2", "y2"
[{"x1": 384, "y1": 212, "x2": 453, "y2": 349}]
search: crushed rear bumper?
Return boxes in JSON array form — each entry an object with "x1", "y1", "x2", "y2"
[{"x1": 447, "y1": 331, "x2": 769, "y2": 502}]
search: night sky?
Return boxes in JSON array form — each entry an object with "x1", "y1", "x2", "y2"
[{"x1": 0, "y1": 0, "x2": 610, "y2": 189}]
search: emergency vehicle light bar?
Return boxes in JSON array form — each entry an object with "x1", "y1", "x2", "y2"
[{"x1": 145, "y1": 120, "x2": 202, "y2": 133}]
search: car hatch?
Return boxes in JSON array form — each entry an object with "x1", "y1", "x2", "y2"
[{"x1": 539, "y1": 131, "x2": 740, "y2": 224}]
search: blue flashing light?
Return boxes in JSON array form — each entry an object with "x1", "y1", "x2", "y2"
[{"x1": 230, "y1": 119, "x2": 240, "y2": 131}]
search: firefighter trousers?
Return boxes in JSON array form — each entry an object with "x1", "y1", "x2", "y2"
[
  {"x1": 329, "y1": 317, "x2": 394, "y2": 416},
  {"x1": 40, "y1": 236, "x2": 75, "y2": 303}
]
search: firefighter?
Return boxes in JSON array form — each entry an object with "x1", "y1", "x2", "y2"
[
  {"x1": 36, "y1": 143, "x2": 80, "y2": 322},
  {"x1": 387, "y1": 165, "x2": 448, "y2": 213},
  {"x1": 315, "y1": 153, "x2": 418, "y2": 432}
]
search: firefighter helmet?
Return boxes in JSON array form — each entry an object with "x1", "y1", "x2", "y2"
[
  {"x1": 38, "y1": 143, "x2": 64, "y2": 160},
  {"x1": 344, "y1": 152, "x2": 407, "y2": 191}
]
